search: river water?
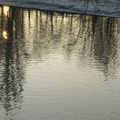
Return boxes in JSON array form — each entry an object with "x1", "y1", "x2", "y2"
[{"x1": 0, "y1": 5, "x2": 120, "y2": 120}]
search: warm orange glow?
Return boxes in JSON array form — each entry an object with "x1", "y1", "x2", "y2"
[
  {"x1": 3, "y1": 6, "x2": 10, "y2": 16},
  {"x1": 3, "y1": 31, "x2": 8, "y2": 39}
]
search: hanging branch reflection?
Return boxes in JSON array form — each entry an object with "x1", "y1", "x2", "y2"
[
  {"x1": 0, "y1": 6, "x2": 119, "y2": 120},
  {"x1": 25, "y1": 10, "x2": 119, "y2": 79},
  {"x1": 0, "y1": 6, "x2": 26, "y2": 120}
]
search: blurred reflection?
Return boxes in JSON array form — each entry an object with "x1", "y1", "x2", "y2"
[
  {"x1": 0, "y1": 6, "x2": 25, "y2": 120},
  {"x1": 3, "y1": 6, "x2": 10, "y2": 17},
  {"x1": 0, "y1": 6, "x2": 10, "y2": 40},
  {"x1": 91, "y1": 17, "x2": 118, "y2": 80},
  {"x1": 22, "y1": 10, "x2": 119, "y2": 80},
  {"x1": 2, "y1": 30, "x2": 8, "y2": 39},
  {"x1": 0, "y1": 4, "x2": 120, "y2": 120}
]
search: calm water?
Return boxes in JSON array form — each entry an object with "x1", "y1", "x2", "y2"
[{"x1": 0, "y1": 5, "x2": 120, "y2": 120}]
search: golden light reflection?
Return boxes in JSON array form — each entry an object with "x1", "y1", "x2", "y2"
[
  {"x1": 3, "y1": 6, "x2": 10, "y2": 16},
  {"x1": 0, "y1": 8, "x2": 2, "y2": 15},
  {"x1": 3, "y1": 31, "x2": 8, "y2": 39}
]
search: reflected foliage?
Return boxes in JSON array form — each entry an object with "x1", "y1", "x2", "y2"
[
  {"x1": 23, "y1": 8, "x2": 119, "y2": 80},
  {"x1": 0, "y1": 5, "x2": 119, "y2": 119},
  {"x1": 0, "y1": 6, "x2": 25, "y2": 120}
]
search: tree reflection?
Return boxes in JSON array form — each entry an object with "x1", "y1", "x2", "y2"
[
  {"x1": 0, "y1": 5, "x2": 119, "y2": 119},
  {"x1": 91, "y1": 16, "x2": 118, "y2": 80},
  {"x1": 0, "y1": 6, "x2": 26, "y2": 120},
  {"x1": 24, "y1": 10, "x2": 119, "y2": 81},
  {"x1": 0, "y1": 6, "x2": 118, "y2": 83}
]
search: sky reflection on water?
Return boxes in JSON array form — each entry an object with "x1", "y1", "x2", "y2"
[{"x1": 0, "y1": 5, "x2": 120, "y2": 120}]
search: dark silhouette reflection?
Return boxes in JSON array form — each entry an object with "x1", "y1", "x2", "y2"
[
  {"x1": 90, "y1": 16, "x2": 118, "y2": 80},
  {"x1": 25, "y1": 10, "x2": 119, "y2": 81},
  {"x1": 0, "y1": 5, "x2": 119, "y2": 120},
  {"x1": 0, "y1": 6, "x2": 26, "y2": 120}
]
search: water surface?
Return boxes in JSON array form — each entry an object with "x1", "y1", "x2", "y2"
[{"x1": 0, "y1": 6, "x2": 120, "y2": 120}]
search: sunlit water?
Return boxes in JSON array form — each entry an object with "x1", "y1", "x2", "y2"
[{"x1": 0, "y1": 5, "x2": 120, "y2": 120}]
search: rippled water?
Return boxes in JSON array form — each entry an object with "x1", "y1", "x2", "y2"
[{"x1": 0, "y1": 5, "x2": 120, "y2": 120}]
